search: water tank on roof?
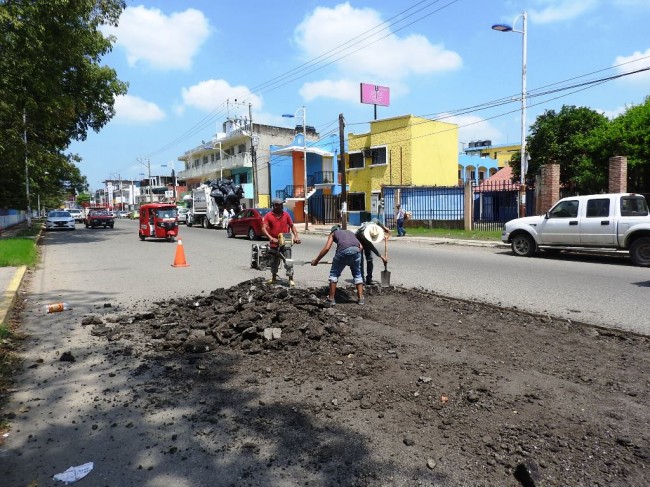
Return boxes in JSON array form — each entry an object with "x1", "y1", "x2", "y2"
[
  {"x1": 483, "y1": 140, "x2": 492, "y2": 147},
  {"x1": 469, "y1": 141, "x2": 477, "y2": 148}
]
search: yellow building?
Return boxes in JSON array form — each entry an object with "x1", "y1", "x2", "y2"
[{"x1": 347, "y1": 114, "x2": 458, "y2": 216}]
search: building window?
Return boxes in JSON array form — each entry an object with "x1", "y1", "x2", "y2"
[
  {"x1": 203, "y1": 156, "x2": 208, "y2": 165},
  {"x1": 470, "y1": 170, "x2": 476, "y2": 180},
  {"x1": 238, "y1": 144, "x2": 246, "y2": 154},
  {"x1": 238, "y1": 173, "x2": 249, "y2": 184},
  {"x1": 349, "y1": 152, "x2": 364, "y2": 169},
  {"x1": 348, "y1": 192, "x2": 365, "y2": 211},
  {"x1": 369, "y1": 147, "x2": 387, "y2": 166},
  {"x1": 478, "y1": 171, "x2": 485, "y2": 181}
]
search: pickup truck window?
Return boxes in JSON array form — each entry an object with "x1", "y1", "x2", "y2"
[
  {"x1": 586, "y1": 199, "x2": 610, "y2": 218},
  {"x1": 549, "y1": 200, "x2": 579, "y2": 218},
  {"x1": 620, "y1": 196, "x2": 649, "y2": 217}
]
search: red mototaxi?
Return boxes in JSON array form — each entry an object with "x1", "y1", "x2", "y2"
[{"x1": 138, "y1": 203, "x2": 179, "y2": 241}]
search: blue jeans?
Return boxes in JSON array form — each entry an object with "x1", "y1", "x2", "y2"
[
  {"x1": 360, "y1": 245, "x2": 375, "y2": 283},
  {"x1": 397, "y1": 218, "x2": 406, "y2": 236},
  {"x1": 329, "y1": 251, "x2": 363, "y2": 285}
]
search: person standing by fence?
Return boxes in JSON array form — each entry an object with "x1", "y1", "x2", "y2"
[{"x1": 395, "y1": 204, "x2": 406, "y2": 237}]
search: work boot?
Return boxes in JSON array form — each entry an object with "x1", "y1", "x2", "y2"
[
  {"x1": 288, "y1": 278, "x2": 295, "y2": 288},
  {"x1": 267, "y1": 275, "x2": 277, "y2": 284}
]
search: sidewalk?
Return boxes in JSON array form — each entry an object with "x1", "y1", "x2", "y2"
[{"x1": 298, "y1": 222, "x2": 503, "y2": 248}]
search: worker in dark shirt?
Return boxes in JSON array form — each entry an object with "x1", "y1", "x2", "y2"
[{"x1": 311, "y1": 225, "x2": 364, "y2": 305}]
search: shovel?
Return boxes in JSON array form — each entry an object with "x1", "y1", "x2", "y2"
[
  {"x1": 381, "y1": 237, "x2": 391, "y2": 287},
  {"x1": 286, "y1": 259, "x2": 332, "y2": 265}
]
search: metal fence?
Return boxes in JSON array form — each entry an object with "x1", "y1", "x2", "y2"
[
  {"x1": 308, "y1": 193, "x2": 341, "y2": 224},
  {"x1": 382, "y1": 185, "x2": 465, "y2": 229}
]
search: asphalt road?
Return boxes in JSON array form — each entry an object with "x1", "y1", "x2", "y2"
[{"x1": 29, "y1": 219, "x2": 650, "y2": 334}]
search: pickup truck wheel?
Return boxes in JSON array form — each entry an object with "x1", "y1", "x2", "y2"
[
  {"x1": 511, "y1": 233, "x2": 536, "y2": 257},
  {"x1": 247, "y1": 228, "x2": 257, "y2": 241},
  {"x1": 227, "y1": 226, "x2": 235, "y2": 238},
  {"x1": 630, "y1": 237, "x2": 650, "y2": 267},
  {"x1": 109, "y1": 224, "x2": 114, "y2": 229}
]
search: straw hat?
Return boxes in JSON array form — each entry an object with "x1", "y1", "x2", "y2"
[{"x1": 363, "y1": 223, "x2": 383, "y2": 244}]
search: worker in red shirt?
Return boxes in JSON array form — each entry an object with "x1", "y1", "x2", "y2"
[{"x1": 262, "y1": 198, "x2": 301, "y2": 286}]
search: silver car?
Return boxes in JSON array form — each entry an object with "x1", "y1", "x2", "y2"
[
  {"x1": 45, "y1": 210, "x2": 76, "y2": 231},
  {"x1": 66, "y1": 208, "x2": 84, "y2": 223}
]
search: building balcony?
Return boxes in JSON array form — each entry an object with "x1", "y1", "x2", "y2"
[{"x1": 178, "y1": 153, "x2": 252, "y2": 180}]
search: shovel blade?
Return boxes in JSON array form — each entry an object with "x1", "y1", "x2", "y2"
[{"x1": 381, "y1": 265, "x2": 391, "y2": 287}]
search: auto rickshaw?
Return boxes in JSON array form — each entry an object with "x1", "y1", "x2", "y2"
[{"x1": 138, "y1": 203, "x2": 179, "y2": 241}]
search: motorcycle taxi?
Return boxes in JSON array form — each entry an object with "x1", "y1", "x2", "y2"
[{"x1": 138, "y1": 203, "x2": 179, "y2": 241}]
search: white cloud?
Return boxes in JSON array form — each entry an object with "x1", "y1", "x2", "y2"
[
  {"x1": 104, "y1": 6, "x2": 210, "y2": 70},
  {"x1": 294, "y1": 3, "x2": 461, "y2": 101},
  {"x1": 597, "y1": 106, "x2": 627, "y2": 119},
  {"x1": 530, "y1": 0, "x2": 598, "y2": 24},
  {"x1": 114, "y1": 95, "x2": 165, "y2": 123},
  {"x1": 441, "y1": 114, "x2": 503, "y2": 146},
  {"x1": 300, "y1": 79, "x2": 359, "y2": 103},
  {"x1": 181, "y1": 79, "x2": 263, "y2": 113},
  {"x1": 613, "y1": 48, "x2": 650, "y2": 84}
]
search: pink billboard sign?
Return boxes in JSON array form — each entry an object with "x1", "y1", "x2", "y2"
[{"x1": 360, "y1": 83, "x2": 390, "y2": 107}]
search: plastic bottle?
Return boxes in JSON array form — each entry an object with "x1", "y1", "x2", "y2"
[{"x1": 42, "y1": 302, "x2": 71, "y2": 314}]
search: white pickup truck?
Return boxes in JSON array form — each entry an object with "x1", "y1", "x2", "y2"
[{"x1": 501, "y1": 193, "x2": 650, "y2": 266}]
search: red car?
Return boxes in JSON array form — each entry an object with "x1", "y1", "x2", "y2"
[{"x1": 226, "y1": 208, "x2": 271, "y2": 240}]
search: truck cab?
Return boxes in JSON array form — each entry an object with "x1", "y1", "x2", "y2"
[{"x1": 501, "y1": 193, "x2": 650, "y2": 266}]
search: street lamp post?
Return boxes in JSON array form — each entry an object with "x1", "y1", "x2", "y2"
[
  {"x1": 212, "y1": 141, "x2": 224, "y2": 180},
  {"x1": 492, "y1": 11, "x2": 527, "y2": 217},
  {"x1": 282, "y1": 106, "x2": 308, "y2": 231}
]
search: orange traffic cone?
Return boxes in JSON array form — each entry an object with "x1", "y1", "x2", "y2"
[{"x1": 171, "y1": 239, "x2": 190, "y2": 267}]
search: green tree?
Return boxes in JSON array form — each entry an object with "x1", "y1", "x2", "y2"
[
  {"x1": 0, "y1": 0, "x2": 128, "y2": 209},
  {"x1": 525, "y1": 105, "x2": 609, "y2": 193},
  {"x1": 607, "y1": 97, "x2": 650, "y2": 192}
]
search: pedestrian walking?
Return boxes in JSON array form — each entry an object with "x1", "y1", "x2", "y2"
[
  {"x1": 262, "y1": 198, "x2": 301, "y2": 286},
  {"x1": 311, "y1": 225, "x2": 364, "y2": 305},
  {"x1": 395, "y1": 204, "x2": 407, "y2": 236},
  {"x1": 355, "y1": 219, "x2": 389, "y2": 285}
]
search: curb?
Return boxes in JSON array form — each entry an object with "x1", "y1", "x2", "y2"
[{"x1": 0, "y1": 266, "x2": 27, "y2": 326}]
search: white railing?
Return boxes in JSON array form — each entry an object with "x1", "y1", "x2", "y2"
[{"x1": 178, "y1": 153, "x2": 251, "y2": 180}]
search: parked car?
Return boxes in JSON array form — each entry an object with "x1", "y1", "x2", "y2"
[
  {"x1": 501, "y1": 193, "x2": 650, "y2": 266},
  {"x1": 84, "y1": 210, "x2": 115, "y2": 229},
  {"x1": 117, "y1": 210, "x2": 130, "y2": 219},
  {"x1": 45, "y1": 210, "x2": 76, "y2": 231},
  {"x1": 65, "y1": 208, "x2": 84, "y2": 223},
  {"x1": 177, "y1": 207, "x2": 190, "y2": 224},
  {"x1": 226, "y1": 208, "x2": 271, "y2": 240}
]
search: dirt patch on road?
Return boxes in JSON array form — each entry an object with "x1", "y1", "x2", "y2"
[{"x1": 67, "y1": 278, "x2": 648, "y2": 486}]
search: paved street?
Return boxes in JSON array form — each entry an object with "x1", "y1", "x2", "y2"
[{"x1": 19, "y1": 219, "x2": 650, "y2": 335}]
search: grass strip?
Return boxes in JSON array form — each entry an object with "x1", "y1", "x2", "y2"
[{"x1": 0, "y1": 238, "x2": 38, "y2": 267}]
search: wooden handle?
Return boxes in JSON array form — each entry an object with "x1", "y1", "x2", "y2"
[{"x1": 384, "y1": 236, "x2": 388, "y2": 261}]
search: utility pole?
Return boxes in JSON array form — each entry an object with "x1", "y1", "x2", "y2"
[
  {"x1": 24, "y1": 109, "x2": 31, "y2": 227},
  {"x1": 339, "y1": 113, "x2": 347, "y2": 229},
  {"x1": 249, "y1": 103, "x2": 258, "y2": 207}
]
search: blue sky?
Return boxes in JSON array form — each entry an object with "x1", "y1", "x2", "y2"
[{"x1": 70, "y1": 0, "x2": 650, "y2": 190}]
